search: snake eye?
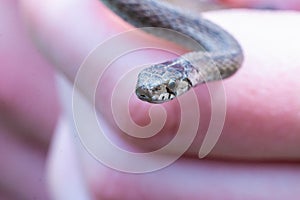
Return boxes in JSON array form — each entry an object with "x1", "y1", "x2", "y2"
[{"x1": 168, "y1": 80, "x2": 176, "y2": 89}]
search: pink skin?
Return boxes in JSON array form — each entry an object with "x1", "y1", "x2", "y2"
[
  {"x1": 0, "y1": 0, "x2": 59, "y2": 199},
  {"x1": 218, "y1": 0, "x2": 300, "y2": 10},
  {"x1": 2, "y1": 0, "x2": 299, "y2": 198}
]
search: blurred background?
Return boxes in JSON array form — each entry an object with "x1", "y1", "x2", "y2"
[{"x1": 1, "y1": 0, "x2": 300, "y2": 199}]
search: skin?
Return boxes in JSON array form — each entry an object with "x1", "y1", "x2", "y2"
[
  {"x1": 2, "y1": 0, "x2": 300, "y2": 199},
  {"x1": 218, "y1": 0, "x2": 300, "y2": 10},
  {"x1": 0, "y1": 0, "x2": 60, "y2": 199}
]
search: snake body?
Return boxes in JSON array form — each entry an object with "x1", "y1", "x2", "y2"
[{"x1": 100, "y1": 0, "x2": 244, "y2": 103}]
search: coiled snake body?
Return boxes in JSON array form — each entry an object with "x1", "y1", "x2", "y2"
[{"x1": 101, "y1": 0, "x2": 244, "y2": 103}]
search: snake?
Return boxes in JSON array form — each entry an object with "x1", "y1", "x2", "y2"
[{"x1": 100, "y1": 0, "x2": 244, "y2": 103}]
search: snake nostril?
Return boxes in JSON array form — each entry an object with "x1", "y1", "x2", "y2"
[{"x1": 139, "y1": 94, "x2": 146, "y2": 98}]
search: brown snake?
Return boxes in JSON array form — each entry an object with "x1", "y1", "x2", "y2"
[{"x1": 100, "y1": 0, "x2": 244, "y2": 103}]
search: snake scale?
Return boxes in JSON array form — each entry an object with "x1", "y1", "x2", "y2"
[{"x1": 100, "y1": 0, "x2": 244, "y2": 103}]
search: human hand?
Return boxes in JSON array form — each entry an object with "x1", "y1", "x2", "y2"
[{"x1": 20, "y1": 0, "x2": 300, "y2": 199}]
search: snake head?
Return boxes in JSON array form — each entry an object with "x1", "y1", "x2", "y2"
[
  {"x1": 136, "y1": 81, "x2": 177, "y2": 103},
  {"x1": 135, "y1": 61, "x2": 192, "y2": 104}
]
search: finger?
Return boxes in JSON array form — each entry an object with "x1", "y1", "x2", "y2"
[
  {"x1": 20, "y1": 0, "x2": 300, "y2": 160},
  {"x1": 48, "y1": 117, "x2": 300, "y2": 199},
  {"x1": 202, "y1": 11, "x2": 300, "y2": 160},
  {"x1": 87, "y1": 157, "x2": 300, "y2": 199},
  {"x1": 19, "y1": 0, "x2": 192, "y2": 151}
]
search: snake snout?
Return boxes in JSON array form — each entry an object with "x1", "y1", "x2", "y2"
[
  {"x1": 135, "y1": 86, "x2": 152, "y2": 102},
  {"x1": 136, "y1": 84, "x2": 177, "y2": 104}
]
